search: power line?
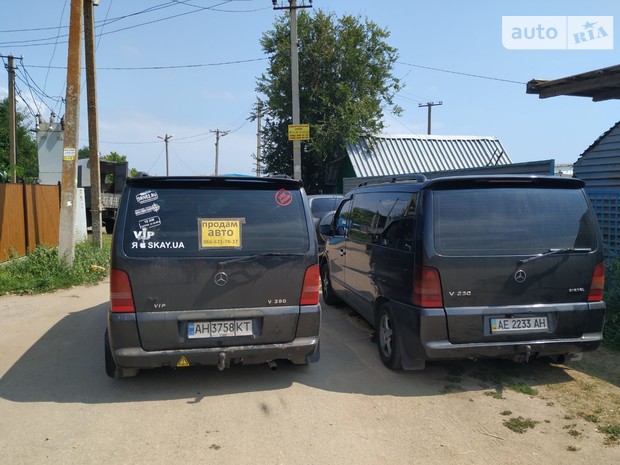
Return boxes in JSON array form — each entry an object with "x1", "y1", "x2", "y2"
[
  {"x1": 14, "y1": 74, "x2": 42, "y2": 116},
  {"x1": 24, "y1": 57, "x2": 268, "y2": 71},
  {"x1": 0, "y1": 0, "x2": 251, "y2": 48},
  {"x1": 43, "y1": 0, "x2": 69, "y2": 92},
  {"x1": 397, "y1": 61, "x2": 526, "y2": 85}
]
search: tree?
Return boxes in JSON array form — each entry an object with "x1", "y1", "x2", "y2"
[
  {"x1": 0, "y1": 98, "x2": 39, "y2": 183},
  {"x1": 101, "y1": 151, "x2": 127, "y2": 163},
  {"x1": 78, "y1": 146, "x2": 90, "y2": 159},
  {"x1": 256, "y1": 10, "x2": 402, "y2": 193}
]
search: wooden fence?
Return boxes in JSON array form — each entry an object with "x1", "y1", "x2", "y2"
[{"x1": 0, "y1": 183, "x2": 60, "y2": 262}]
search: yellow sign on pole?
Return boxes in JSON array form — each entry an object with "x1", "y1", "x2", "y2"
[{"x1": 288, "y1": 124, "x2": 310, "y2": 141}]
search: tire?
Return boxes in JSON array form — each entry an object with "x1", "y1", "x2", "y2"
[
  {"x1": 105, "y1": 219, "x2": 115, "y2": 234},
  {"x1": 320, "y1": 263, "x2": 341, "y2": 305},
  {"x1": 376, "y1": 303, "x2": 403, "y2": 370},
  {"x1": 105, "y1": 329, "x2": 138, "y2": 378},
  {"x1": 104, "y1": 329, "x2": 118, "y2": 378}
]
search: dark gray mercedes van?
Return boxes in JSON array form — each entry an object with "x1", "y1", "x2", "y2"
[
  {"x1": 319, "y1": 175, "x2": 606, "y2": 370},
  {"x1": 105, "y1": 176, "x2": 321, "y2": 378}
]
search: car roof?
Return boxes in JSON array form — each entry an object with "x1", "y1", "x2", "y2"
[
  {"x1": 125, "y1": 175, "x2": 303, "y2": 189},
  {"x1": 307, "y1": 194, "x2": 343, "y2": 199},
  {"x1": 350, "y1": 175, "x2": 585, "y2": 194}
]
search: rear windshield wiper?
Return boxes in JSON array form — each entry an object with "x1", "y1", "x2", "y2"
[
  {"x1": 218, "y1": 252, "x2": 303, "y2": 266},
  {"x1": 518, "y1": 247, "x2": 592, "y2": 264}
]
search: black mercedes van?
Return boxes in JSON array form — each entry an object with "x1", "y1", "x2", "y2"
[
  {"x1": 319, "y1": 175, "x2": 606, "y2": 370},
  {"x1": 105, "y1": 176, "x2": 321, "y2": 377}
]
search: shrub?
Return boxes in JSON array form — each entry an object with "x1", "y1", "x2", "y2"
[
  {"x1": 604, "y1": 258, "x2": 620, "y2": 351},
  {"x1": 0, "y1": 239, "x2": 110, "y2": 296}
]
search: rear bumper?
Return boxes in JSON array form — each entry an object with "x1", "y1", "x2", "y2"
[
  {"x1": 107, "y1": 306, "x2": 321, "y2": 370},
  {"x1": 111, "y1": 336, "x2": 320, "y2": 370},
  {"x1": 423, "y1": 333, "x2": 602, "y2": 360},
  {"x1": 389, "y1": 301, "x2": 605, "y2": 369}
]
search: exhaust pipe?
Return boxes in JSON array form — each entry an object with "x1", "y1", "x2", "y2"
[{"x1": 267, "y1": 360, "x2": 278, "y2": 370}]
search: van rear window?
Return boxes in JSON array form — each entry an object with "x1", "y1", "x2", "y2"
[
  {"x1": 433, "y1": 187, "x2": 598, "y2": 256},
  {"x1": 123, "y1": 187, "x2": 309, "y2": 256}
]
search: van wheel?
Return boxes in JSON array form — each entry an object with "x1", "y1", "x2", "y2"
[
  {"x1": 105, "y1": 219, "x2": 115, "y2": 234},
  {"x1": 105, "y1": 329, "x2": 138, "y2": 378},
  {"x1": 320, "y1": 263, "x2": 341, "y2": 305},
  {"x1": 104, "y1": 329, "x2": 118, "y2": 377},
  {"x1": 376, "y1": 304, "x2": 403, "y2": 369}
]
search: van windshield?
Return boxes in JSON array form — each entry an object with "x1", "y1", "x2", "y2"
[
  {"x1": 433, "y1": 187, "x2": 598, "y2": 256},
  {"x1": 123, "y1": 186, "x2": 309, "y2": 257}
]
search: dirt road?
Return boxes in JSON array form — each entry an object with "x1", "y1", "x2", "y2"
[{"x1": 0, "y1": 280, "x2": 618, "y2": 464}]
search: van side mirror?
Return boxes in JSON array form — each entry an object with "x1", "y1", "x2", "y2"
[{"x1": 319, "y1": 224, "x2": 332, "y2": 238}]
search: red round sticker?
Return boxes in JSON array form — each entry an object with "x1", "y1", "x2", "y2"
[{"x1": 275, "y1": 188, "x2": 293, "y2": 206}]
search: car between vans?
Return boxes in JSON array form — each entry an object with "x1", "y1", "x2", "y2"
[
  {"x1": 319, "y1": 175, "x2": 606, "y2": 370},
  {"x1": 105, "y1": 176, "x2": 321, "y2": 378}
]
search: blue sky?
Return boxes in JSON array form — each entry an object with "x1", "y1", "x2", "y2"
[{"x1": 0, "y1": 0, "x2": 618, "y2": 177}]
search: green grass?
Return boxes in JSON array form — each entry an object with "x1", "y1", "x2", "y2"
[
  {"x1": 0, "y1": 239, "x2": 110, "y2": 295},
  {"x1": 599, "y1": 424, "x2": 620, "y2": 443},
  {"x1": 508, "y1": 383, "x2": 539, "y2": 396},
  {"x1": 503, "y1": 416, "x2": 539, "y2": 434}
]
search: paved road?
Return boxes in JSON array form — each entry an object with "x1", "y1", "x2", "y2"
[{"x1": 0, "y1": 280, "x2": 617, "y2": 464}]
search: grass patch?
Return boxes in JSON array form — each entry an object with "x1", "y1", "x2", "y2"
[
  {"x1": 500, "y1": 410, "x2": 512, "y2": 416},
  {"x1": 503, "y1": 416, "x2": 539, "y2": 434},
  {"x1": 598, "y1": 424, "x2": 620, "y2": 444},
  {"x1": 484, "y1": 389, "x2": 504, "y2": 400},
  {"x1": 0, "y1": 239, "x2": 110, "y2": 295},
  {"x1": 565, "y1": 426, "x2": 582, "y2": 437},
  {"x1": 582, "y1": 413, "x2": 599, "y2": 423},
  {"x1": 507, "y1": 383, "x2": 539, "y2": 396},
  {"x1": 566, "y1": 445, "x2": 580, "y2": 452},
  {"x1": 442, "y1": 383, "x2": 464, "y2": 394}
]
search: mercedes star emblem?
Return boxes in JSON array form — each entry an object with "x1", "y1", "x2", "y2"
[
  {"x1": 514, "y1": 270, "x2": 527, "y2": 283},
  {"x1": 214, "y1": 271, "x2": 229, "y2": 286}
]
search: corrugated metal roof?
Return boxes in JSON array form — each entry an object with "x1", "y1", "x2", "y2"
[
  {"x1": 346, "y1": 134, "x2": 512, "y2": 177},
  {"x1": 342, "y1": 159, "x2": 554, "y2": 193}
]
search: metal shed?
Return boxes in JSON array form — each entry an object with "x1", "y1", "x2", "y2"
[{"x1": 346, "y1": 134, "x2": 512, "y2": 178}]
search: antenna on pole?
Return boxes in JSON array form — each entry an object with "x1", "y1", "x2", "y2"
[
  {"x1": 210, "y1": 129, "x2": 230, "y2": 176},
  {"x1": 418, "y1": 101, "x2": 443, "y2": 135},
  {"x1": 157, "y1": 134, "x2": 173, "y2": 176}
]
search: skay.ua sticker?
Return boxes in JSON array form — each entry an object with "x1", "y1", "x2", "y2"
[
  {"x1": 199, "y1": 218, "x2": 245, "y2": 249},
  {"x1": 136, "y1": 190, "x2": 158, "y2": 204},
  {"x1": 275, "y1": 188, "x2": 292, "y2": 206},
  {"x1": 131, "y1": 241, "x2": 185, "y2": 249}
]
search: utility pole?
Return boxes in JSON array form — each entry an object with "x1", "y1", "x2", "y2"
[
  {"x1": 256, "y1": 99, "x2": 262, "y2": 176},
  {"x1": 210, "y1": 129, "x2": 230, "y2": 176},
  {"x1": 418, "y1": 101, "x2": 443, "y2": 135},
  {"x1": 273, "y1": 0, "x2": 313, "y2": 181},
  {"x1": 158, "y1": 134, "x2": 173, "y2": 175},
  {"x1": 58, "y1": 0, "x2": 84, "y2": 265},
  {"x1": 6, "y1": 55, "x2": 17, "y2": 183},
  {"x1": 84, "y1": 0, "x2": 103, "y2": 246}
]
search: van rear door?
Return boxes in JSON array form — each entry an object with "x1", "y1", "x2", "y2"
[
  {"x1": 116, "y1": 179, "x2": 315, "y2": 351},
  {"x1": 427, "y1": 177, "x2": 604, "y2": 344}
]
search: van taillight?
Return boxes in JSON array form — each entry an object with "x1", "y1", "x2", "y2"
[
  {"x1": 413, "y1": 265, "x2": 443, "y2": 308},
  {"x1": 588, "y1": 262, "x2": 605, "y2": 302},
  {"x1": 300, "y1": 264, "x2": 320, "y2": 305},
  {"x1": 111, "y1": 269, "x2": 135, "y2": 313}
]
